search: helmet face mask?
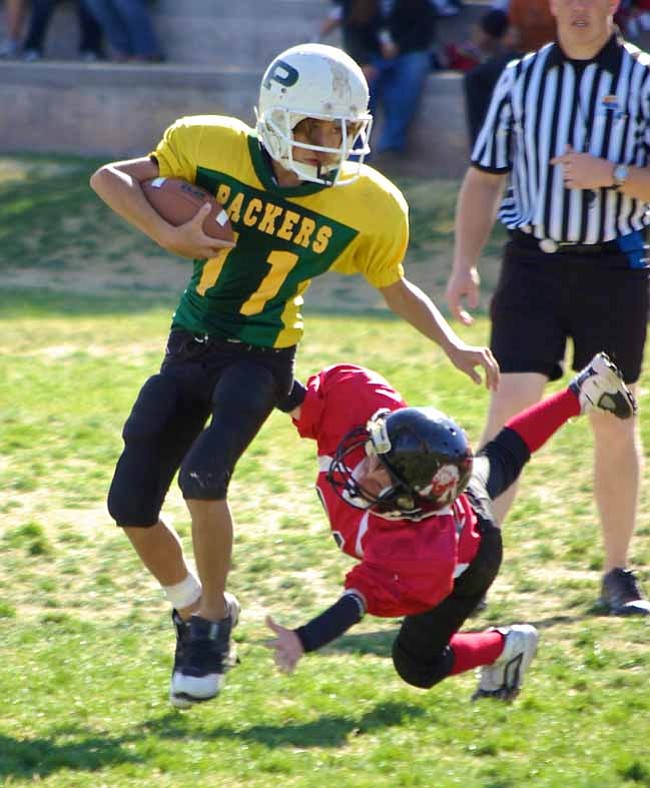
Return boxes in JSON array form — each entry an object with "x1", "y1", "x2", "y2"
[
  {"x1": 327, "y1": 426, "x2": 380, "y2": 510},
  {"x1": 255, "y1": 43, "x2": 373, "y2": 186},
  {"x1": 328, "y1": 408, "x2": 473, "y2": 518}
]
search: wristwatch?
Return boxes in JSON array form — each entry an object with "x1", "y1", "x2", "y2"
[{"x1": 612, "y1": 163, "x2": 630, "y2": 190}]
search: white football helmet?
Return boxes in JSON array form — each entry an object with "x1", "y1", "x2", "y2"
[{"x1": 255, "y1": 43, "x2": 372, "y2": 186}]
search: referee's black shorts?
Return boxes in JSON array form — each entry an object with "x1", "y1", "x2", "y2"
[{"x1": 490, "y1": 239, "x2": 650, "y2": 383}]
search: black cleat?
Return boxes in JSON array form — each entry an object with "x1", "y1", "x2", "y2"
[
  {"x1": 170, "y1": 593, "x2": 240, "y2": 708},
  {"x1": 600, "y1": 568, "x2": 650, "y2": 616}
]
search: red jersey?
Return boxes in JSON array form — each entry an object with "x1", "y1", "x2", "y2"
[{"x1": 294, "y1": 364, "x2": 481, "y2": 618}]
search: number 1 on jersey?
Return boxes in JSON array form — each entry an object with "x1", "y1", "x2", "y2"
[{"x1": 240, "y1": 250, "x2": 299, "y2": 316}]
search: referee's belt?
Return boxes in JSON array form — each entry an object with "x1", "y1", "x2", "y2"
[{"x1": 508, "y1": 229, "x2": 621, "y2": 255}]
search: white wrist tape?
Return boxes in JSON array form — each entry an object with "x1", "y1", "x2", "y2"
[{"x1": 163, "y1": 573, "x2": 202, "y2": 609}]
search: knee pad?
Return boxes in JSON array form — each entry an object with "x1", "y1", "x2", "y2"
[
  {"x1": 392, "y1": 639, "x2": 453, "y2": 689},
  {"x1": 107, "y1": 475, "x2": 160, "y2": 527},
  {"x1": 177, "y1": 417, "x2": 233, "y2": 499},
  {"x1": 178, "y1": 458, "x2": 230, "y2": 500}
]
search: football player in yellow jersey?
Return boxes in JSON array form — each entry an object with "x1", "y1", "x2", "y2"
[{"x1": 90, "y1": 42, "x2": 499, "y2": 708}]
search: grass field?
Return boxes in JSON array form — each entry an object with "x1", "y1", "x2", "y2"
[{"x1": 1, "y1": 155, "x2": 649, "y2": 787}]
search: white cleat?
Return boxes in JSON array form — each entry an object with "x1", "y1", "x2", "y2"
[
  {"x1": 472, "y1": 624, "x2": 539, "y2": 702},
  {"x1": 569, "y1": 352, "x2": 636, "y2": 419}
]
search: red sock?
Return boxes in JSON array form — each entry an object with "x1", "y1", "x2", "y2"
[
  {"x1": 505, "y1": 388, "x2": 580, "y2": 454},
  {"x1": 449, "y1": 630, "x2": 505, "y2": 675}
]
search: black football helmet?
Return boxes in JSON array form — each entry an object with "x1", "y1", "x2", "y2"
[{"x1": 328, "y1": 407, "x2": 473, "y2": 516}]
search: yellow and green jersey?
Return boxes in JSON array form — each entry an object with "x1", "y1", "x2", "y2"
[{"x1": 152, "y1": 115, "x2": 409, "y2": 348}]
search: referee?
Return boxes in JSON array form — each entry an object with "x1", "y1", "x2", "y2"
[{"x1": 446, "y1": 0, "x2": 650, "y2": 616}]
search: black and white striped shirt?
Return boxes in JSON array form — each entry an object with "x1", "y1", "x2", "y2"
[{"x1": 472, "y1": 34, "x2": 650, "y2": 245}]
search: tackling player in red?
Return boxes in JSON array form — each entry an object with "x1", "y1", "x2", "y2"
[{"x1": 266, "y1": 353, "x2": 636, "y2": 700}]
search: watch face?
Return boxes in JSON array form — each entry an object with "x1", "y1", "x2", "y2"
[{"x1": 614, "y1": 164, "x2": 629, "y2": 183}]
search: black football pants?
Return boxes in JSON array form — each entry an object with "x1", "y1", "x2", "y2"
[
  {"x1": 392, "y1": 427, "x2": 531, "y2": 688},
  {"x1": 107, "y1": 330, "x2": 295, "y2": 527}
]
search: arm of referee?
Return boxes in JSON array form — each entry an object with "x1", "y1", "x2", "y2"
[
  {"x1": 551, "y1": 145, "x2": 650, "y2": 203},
  {"x1": 446, "y1": 167, "x2": 507, "y2": 326}
]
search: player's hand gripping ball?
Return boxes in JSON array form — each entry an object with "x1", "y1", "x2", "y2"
[{"x1": 141, "y1": 177, "x2": 234, "y2": 242}]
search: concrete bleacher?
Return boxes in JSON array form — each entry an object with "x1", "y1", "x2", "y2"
[{"x1": 0, "y1": 0, "x2": 491, "y2": 177}]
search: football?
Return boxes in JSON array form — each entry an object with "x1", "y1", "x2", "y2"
[{"x1": 141, "y1": 177, "x2": 234, "y2": 242}]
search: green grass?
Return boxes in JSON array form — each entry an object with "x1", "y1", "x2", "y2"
[{"x1": 1, "y1": 156, "x2": 649, "y2": 787}]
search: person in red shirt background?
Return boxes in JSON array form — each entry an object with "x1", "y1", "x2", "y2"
[
  {"x1": 266, "y1": 353, "x2": 635, "y2": 700},
  {"x1": 507, "y1": 0, "x2": 557, "y2": 52}
]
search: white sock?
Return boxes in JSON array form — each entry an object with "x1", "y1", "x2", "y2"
[{"x1": 163, "y1": 573, "x2": 202, "y2": 610}]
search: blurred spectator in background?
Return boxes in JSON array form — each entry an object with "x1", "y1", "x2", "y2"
[
  {"x1": 83, "y1": 0, "x2": 164, "y2": 61},
  {"x1": 320, "y1": 0, "x2": 436, "y2": 157},
  {"x1": 430, "y1": 0, "x2": 462, "y2": 16},
  {"x1": 22, "y1": 0, "x2": 105, "y2": 61},
  {"x1": 463, "y1": 10, "x2": 520, "y2": 148},
  {"x1": 441, "y1": 36, "x2": 481, "y2": 73},
  {"x1": 318, "y1": 0, "x2": 382, "y2": 80},
  {"x1": 616, "y1": 0, "x2": 650, "y2": 47},
  {"x1": 0, "y1": 0, "x2": 26, "y2": 57},
  {"x1": 507, "y1": 0, "x2": 556, "y2": 53},
  {"x1": 371, "y1": 0, "x2": 437, "y2": 155}
]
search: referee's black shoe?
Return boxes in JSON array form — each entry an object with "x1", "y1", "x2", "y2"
[{"x1": 600, "y1": 568, "x2": 650, "y2": 616}]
